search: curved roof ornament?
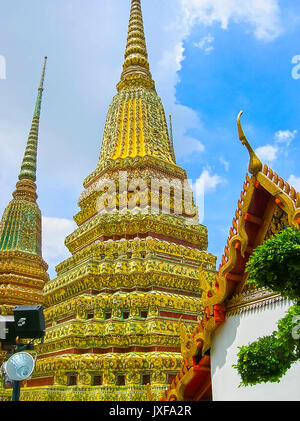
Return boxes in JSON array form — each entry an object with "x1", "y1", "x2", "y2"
[{"x1": 237, "y1": 111, "x2": 263, "y2": 176}]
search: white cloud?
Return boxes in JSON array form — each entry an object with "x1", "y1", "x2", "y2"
[
  {"x1": 192, "y1": 168, "x2": 225, "y2": 223},
  {"x1": 253, "y1": 129, "x2": 297, "y2": 166},
  {"x1": 152, "y1": 0, "x2": 284, "y2": 159},
  {"x1": 180, "y1": 0, "x2": 283, "y2": 42},
  {"x1": 157, "y1": 42, "x2": 185, "y2": 89},
  {"x1": 255, "y1": 144, "x2": 278, "y2": 163},
  {"x1": 219, "y1": 156, "x2": 230, "y2": 172},
  {"x1": 195, "y1": 168, "x2": 224, "y2": 194},
  {"x1": 194, "y1": 34, "x2": 215, "y2": 54},
  {"x1": 287, "y1": 175, "x2": 300, "y2": 192},
  {"x1": 156, "y1": 42, "x2": 205, "y2": 157},
  {"x1": 274, "y1": 129, "x2": 297, "y2": 146},
  {"x1": 42, "y1": 216, "x2": 76, "y2": 264},
  {"x1": 170, "y1": 110, "x2": 205, "y2": 156},
  {"x1": 155, "y1": 39, "x2": 205, "y2": 157},
  {"x1": 0, "y1": 55, "x2": 6, "y2": 80},
  {"x1": 182, "y1": 136, "x2": 205, "y2": 154}
]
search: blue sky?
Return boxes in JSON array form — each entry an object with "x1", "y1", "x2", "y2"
[{"x1": 0, "y1": 0, "x2": 299, "y2": 278}]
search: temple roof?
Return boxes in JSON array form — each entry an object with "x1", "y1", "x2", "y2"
[{"x1": 162, "y1": 111, "x2": 300, "y2": 401}]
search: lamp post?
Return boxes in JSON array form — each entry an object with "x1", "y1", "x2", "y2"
[
  {"x1": 12, "y1": 380, "x2": 21, "y2": 402},
  {"x1": 0, "y1": 305, "x2": 45, "y2": 402},
  {"x1": 10, "y1": 341, "x2": 34, "y2": 402}
]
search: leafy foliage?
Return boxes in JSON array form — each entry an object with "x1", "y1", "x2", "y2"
[
  {"x1": 233, "y1": 305, "x2": 300, "y2": 386},
  {"x1": 246, "y1": 228, "x2": 300, "y2": 301},
  {"x1": 233, "y1": 228, "x2": 300, "y2": 386}
]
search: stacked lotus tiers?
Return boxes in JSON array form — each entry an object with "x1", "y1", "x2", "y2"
[{"x1": 21, "y1": 0, "x2": 216, "y2": 401}]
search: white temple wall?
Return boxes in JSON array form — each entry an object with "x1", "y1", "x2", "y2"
[{"x1": 210, "y1": 299, "x2": 300, "y2": 401}]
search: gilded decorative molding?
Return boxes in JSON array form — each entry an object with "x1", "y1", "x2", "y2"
[
  {"x1": 84, "y1": 156, "x2": 186, "y2": 189},
  {"x1": 165, "y1": 112, "x2": 300, "y2": 401},
  {"x1": 226, "y1": 284, "x2": 287, "y2": 316},
  {"x1": 65, "y1": 212, "x2": 208, "y2": 255},
  {"x1": 20, "y1": 352, "x2": 184, "y2": 401},
  {"x1": 55, "y1": 237, "x2": 215, "y2": 277},
  {"x1": 257, "y1": 166, "x2": 300, "y2": 230}
]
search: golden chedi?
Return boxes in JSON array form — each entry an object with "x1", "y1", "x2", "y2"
[
  {"x1": 21, "y1": 0, "x2": 216, "y2": 401},
  {"x1": 0, "y1": 57, "x2": 49, "y2": 378}
]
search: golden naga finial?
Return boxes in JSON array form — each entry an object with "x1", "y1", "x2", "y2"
[{"x1": 237, "y1": 111, "x2": 263, "y2": 176}]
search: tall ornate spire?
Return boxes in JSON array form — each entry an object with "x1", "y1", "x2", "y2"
[
  {"x1": 20, "y1": 3, "x2": 215, "y2": 402},
  {"x1": 12, "y1": 57, "x2": 47, "y2": 203},
  {"x1": 0, "y1": 57, "x2": 49, "y2": 309},
  {"x1": 0, "y1": 57, "x2": 48, "y2": 253},
  {"x1": 90, "y1": 0, "x2": 177, "y2": 178},
  {"x1": 117, "y1": 0, "x2": 155, "y2": 92},
  {"x1": 19, "y1": 56, "x2": 47, "y2": 183}
]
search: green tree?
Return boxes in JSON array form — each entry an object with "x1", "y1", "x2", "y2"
[
  {"x1": 233, "y1": 228, "x2": 300, "y2": 387},
  {"x1": 246, "y1": 227, "x2": 300, "y2": 301}
]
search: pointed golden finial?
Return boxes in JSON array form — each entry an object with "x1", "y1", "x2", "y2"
[
  {"x1": 237, "y1": 111, "x2": 262, "y2": 176},
  {"x1": 124, "y1": 0, "x2": 149, "y2": 70},
  {"x1": 117, "y1": 0, "x2": 155, "y2": 91}
]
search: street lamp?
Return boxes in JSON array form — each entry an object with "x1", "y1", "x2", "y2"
[{"x1": 0, "y1": 305, "x2": 45, "y2": 401}]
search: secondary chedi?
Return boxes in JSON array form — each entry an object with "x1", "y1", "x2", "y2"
[
  {"x1": 0, "y1": 57, "x2": 49, "y2": 389},
  {"x1": 0, "y1": 57, "x2": 49, "y2": 312},
  {"x1": 5, "y1": 0, "x2": 216, "y2": 401}
]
